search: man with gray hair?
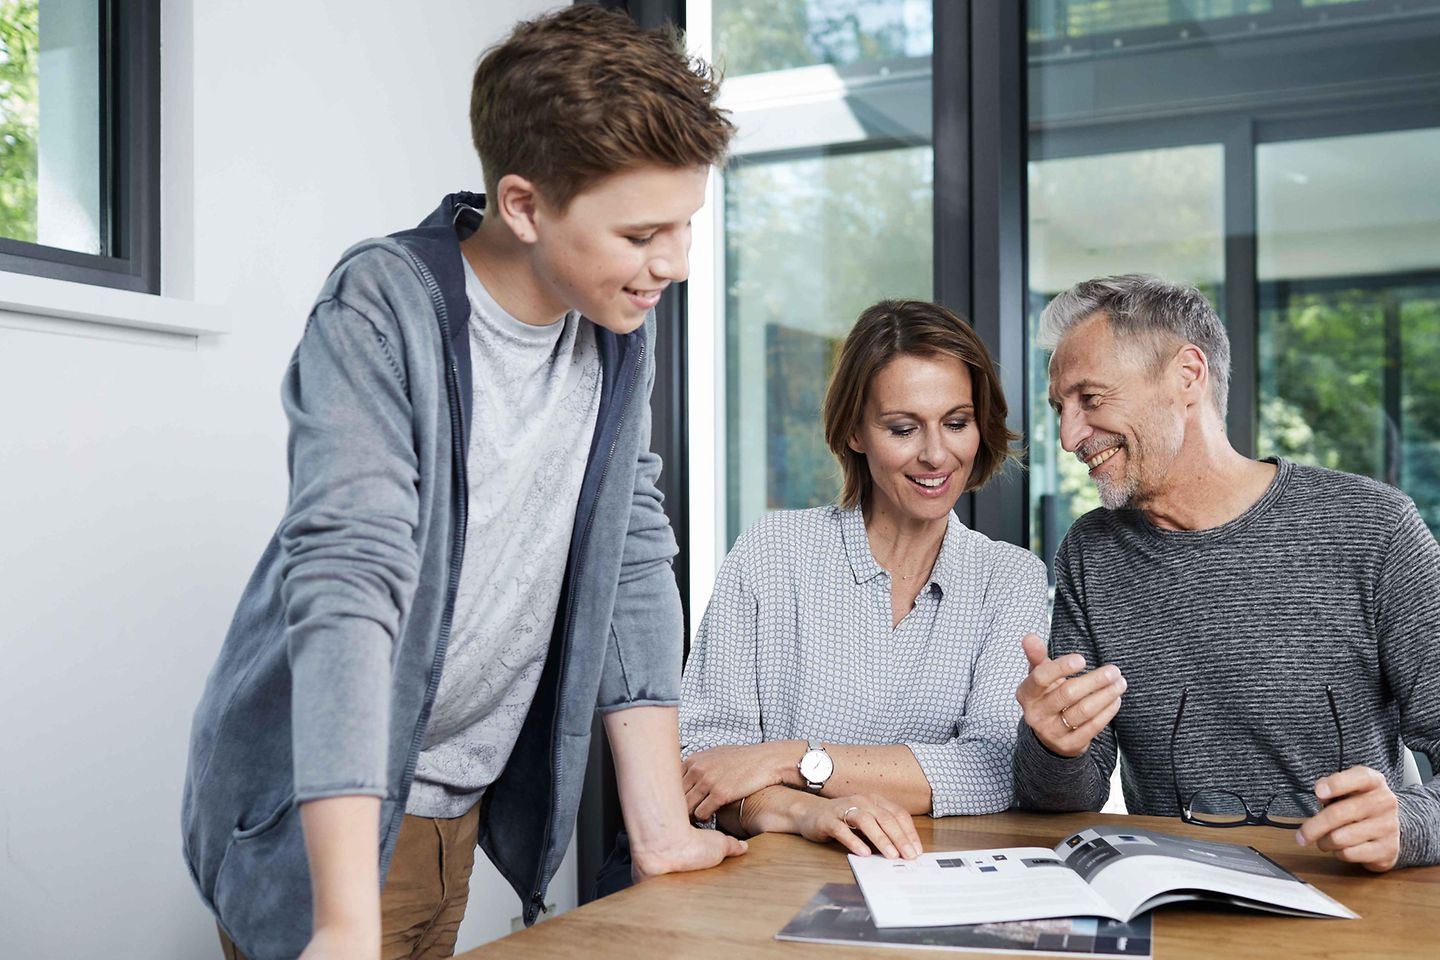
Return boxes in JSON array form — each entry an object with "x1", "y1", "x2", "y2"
[{"x1": 1012, "y1": 274, "x2": 1440, "y2": 872}]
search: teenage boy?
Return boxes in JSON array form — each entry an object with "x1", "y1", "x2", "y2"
[{"x1": 182, "y1": 8, "x2": 743, "y2": 960}]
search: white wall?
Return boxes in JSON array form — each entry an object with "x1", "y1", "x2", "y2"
[{"x1": 0, "y1": 2, "x2": 570, "y2": 957}]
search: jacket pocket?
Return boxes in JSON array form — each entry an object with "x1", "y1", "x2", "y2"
[{"x1": 213, "y1": 796, "x2": 313, "y2": 960}]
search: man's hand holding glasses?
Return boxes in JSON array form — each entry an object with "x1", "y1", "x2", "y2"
[
  {"x1": 1297, "y1": 765, "x2": 1401, "y2": 872},
  {"x1": 1172, "y1": 685, "x2": 1401, "y2": 873}
]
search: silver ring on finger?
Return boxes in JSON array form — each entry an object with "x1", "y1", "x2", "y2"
[
  {"x1": 1059, "y1": 706, "x2": 1077, "y2": 732},
  {"x1": 841, "y1": 805, "x2": 860, "y2": 826}
]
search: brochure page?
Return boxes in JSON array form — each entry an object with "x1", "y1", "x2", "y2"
[
  {"x1": 849, "y1": 847, "x2": 1118, "y2": 928},
  {"x1": 1054, "y1": 827, "x2": 1357, "y2": 921},
  {"x1": 850, "y1": 825, "x2": 1358, "y2": 929},
  {"x1": 777, "y1": 883, "x2": 1153, "y2": 957}
]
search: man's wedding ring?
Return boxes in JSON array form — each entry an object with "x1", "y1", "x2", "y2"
[
  {"x1": 841, "y1": 805, "x2": 860, "y2": 825},
  {"x1": 1059, "y1": 707, "x2": 1077, "y2": 732}
]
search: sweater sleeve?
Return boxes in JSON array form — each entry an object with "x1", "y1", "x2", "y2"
[
  {"x1": 280, "y1": 294, "x2": 421, "y2": 801},
  {"x1": 1376, "y1": 501, "x2": 1440, "y2": 868},
  {"x1": 598, "y1": 321, "x2": 685, "y2": 713},
  {"x1": 1012, "y1": 531, "x2": 1116, "y2": 812},
  {"x1": 908, "y1": 552, "x2": 1048, "y2": 816}
]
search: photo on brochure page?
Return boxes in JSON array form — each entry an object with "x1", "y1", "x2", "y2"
[{"x1": 776, "y1": 882, "x2": 1153, "y2": 957}]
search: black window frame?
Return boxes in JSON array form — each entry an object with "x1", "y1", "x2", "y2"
[{"x1": 0, "y1": 0, "x2": 160, "y2": 294}]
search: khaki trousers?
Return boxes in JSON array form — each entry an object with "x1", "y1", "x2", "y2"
[{"x1": 219, "y1": 803, "x2": 481, "y2": 960}]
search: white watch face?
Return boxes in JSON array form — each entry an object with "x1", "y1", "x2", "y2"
[{"x1": 799, "y1": 748, "x2": 834, "y2": 785}]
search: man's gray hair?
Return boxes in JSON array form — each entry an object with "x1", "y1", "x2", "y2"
[{"x1": 1038, "y1": 274, "x2": 1231, "y2": 420}]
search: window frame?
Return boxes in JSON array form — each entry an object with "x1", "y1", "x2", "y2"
[{"x1": 0, "y1": 0, "x2": 160, "y2": 294}]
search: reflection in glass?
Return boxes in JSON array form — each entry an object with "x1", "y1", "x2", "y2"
[
  {"x1": 0, "y1": 0, "x2": 101, "y2": 254},
  {"x1": 1027, "y1": 145, "x2": 1224, "y2": 562},
  {"x1": 714, "y1": 0, "x2": 931, "y2": 77},
  {"x1": 724, "y1": 146, "x2": 933, "y2": 543},
  {"x1": 1257, "y1": 128, "x2": 1440, "y2": 536},
  {"x1": 1030, "y1": 0, "x2": 1391, "y2": 44}
]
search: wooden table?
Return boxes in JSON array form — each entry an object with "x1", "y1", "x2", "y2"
[{"x1": 466, "y1": 811, "x2": 1440, "y2": 958}]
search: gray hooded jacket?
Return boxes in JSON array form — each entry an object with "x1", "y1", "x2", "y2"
[{"x1": 182, "y1": 194, "x2": 683, "y2": 960}]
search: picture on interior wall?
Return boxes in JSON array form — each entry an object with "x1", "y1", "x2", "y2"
[{"x1": 764, "y1": 322, "x2": 843, "y2": 511}]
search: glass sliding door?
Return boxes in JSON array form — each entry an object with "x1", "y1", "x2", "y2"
[{"x1": 1256, "y1": 127, "x2": 1440, "y2": 535}]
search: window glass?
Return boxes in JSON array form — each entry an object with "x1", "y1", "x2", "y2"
[
  {"x1": 1025, "y1": 2, "x2": 1440, "y2": 567},
  {"x1": 0, "y1": 0, "x2": 101, "y2": 254},
  {"x1": 715, "y1": 0, "x2": 931, "y2": 77},
  {"x1": 1030, "y1": 0, "x2": 1386, "y2": 43},
  {"x1": 1257, "y1": 128, "x2": 1440, "y2": 535},
  {"x1": 714, "y1": 0, "x2": 934, "y2": 546},
  {"x1": 725, "y1": 146, "x2": 933, "y2": 542}
]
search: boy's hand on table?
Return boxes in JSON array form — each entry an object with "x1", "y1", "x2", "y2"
[{"x1": 631, "y1": 826, "x2": 747, "y2": 883}]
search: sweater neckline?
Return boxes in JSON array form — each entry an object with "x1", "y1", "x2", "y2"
[{"x1": 1133, "y1": 457, "x2": 1291, "y2": 543}]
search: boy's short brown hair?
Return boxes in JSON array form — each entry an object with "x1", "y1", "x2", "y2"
[
  {"x1": 822, "y1": 299, "x2": 1022, "y2": 510},
  {"x1": 471, "y1": 5, "x2": 734, "y2": 210}
]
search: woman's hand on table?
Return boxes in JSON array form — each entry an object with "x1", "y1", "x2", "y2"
[{"x1": 791, "y1": 792, "x2": 922, "y2": 860}]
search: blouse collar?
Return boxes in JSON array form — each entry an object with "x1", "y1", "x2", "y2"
[{"x1": 839, "y1": 504, "x2": 967, "y2": 595}]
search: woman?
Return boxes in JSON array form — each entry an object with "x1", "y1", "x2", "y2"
[{"x1": 680, "y1": 299, "x2": 1048, "y2": 860}]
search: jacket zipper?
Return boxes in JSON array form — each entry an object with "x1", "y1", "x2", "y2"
[
  {"x1": 527, "y1": 337, "x2": 645, "y2": 923},
  {"x1": 384, "y1": 249, "x2": 468, "y2": 875}
]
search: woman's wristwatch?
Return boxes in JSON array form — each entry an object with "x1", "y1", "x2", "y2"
[{"x1": 797, "y1": 740, "x2": 834, "y2": 791}]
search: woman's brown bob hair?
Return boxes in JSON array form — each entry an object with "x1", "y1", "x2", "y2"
[{"x1": 822, "y1": 299, "x2": 1021, "y2": 510}]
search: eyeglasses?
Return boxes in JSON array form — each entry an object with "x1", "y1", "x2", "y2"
[{"x1": 1169, "y1": 685, "x2": 1344, "y2": 829}]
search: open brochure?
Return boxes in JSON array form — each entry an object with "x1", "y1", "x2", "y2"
[
  {"x1": 777, "y1": 883, "x2": 1152, "y2": 957},
  {"x1": 849, "y1": 825, "x2": 1357, "y2": 928}
]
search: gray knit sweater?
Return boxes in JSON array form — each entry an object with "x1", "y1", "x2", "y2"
[{"x1": 1013, "y1": 459, "x2": 1440, "y2": 868}]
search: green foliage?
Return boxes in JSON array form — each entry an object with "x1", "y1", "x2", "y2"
[
  {"x1": 0, "y1": 0, "x2": 38, "y2": 244},
  {"x1": 1258, "y1": 288, "x2": 1440, "y2": 536},
  {"x1": 1401, "y1": 297, "x2": 1440, "y2": 533},
  {"x1": 1258, "y1": 291, "x2": 1385, "y2": 473}
]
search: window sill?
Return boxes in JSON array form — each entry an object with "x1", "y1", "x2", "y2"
[{"x1": 0, "y1": 271, "x2": 229, "y2": 337}]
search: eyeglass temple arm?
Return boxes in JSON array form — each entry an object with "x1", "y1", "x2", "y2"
[
  {"x1": 1170, "y1": 688, "x2": 1188, "y2": 815},
  {"x1": 1325, "y1": 685, "x2": 1344, "y2": 770}
]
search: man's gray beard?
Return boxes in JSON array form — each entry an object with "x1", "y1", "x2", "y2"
[
  {"x1": 1092, "y1": 425, "x2": 1183, "y2": 511},
  {"x1": 1094, "y1": 470, "x2": 1138, "y2": 511}
]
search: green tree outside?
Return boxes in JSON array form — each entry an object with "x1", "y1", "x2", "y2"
[
  {"x1": 0, "y1": 0, "x2": 38, "y2": 244},
  {"x1": 1260, "y1": 288, "x2": 1440, "y2": 536}
]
